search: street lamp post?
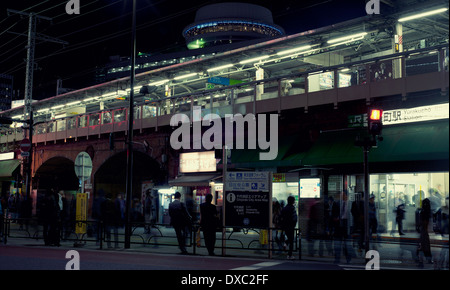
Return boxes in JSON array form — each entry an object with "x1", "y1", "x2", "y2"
[{"x1": 124, "y1": 0, "x2": 137, "y2": 249}]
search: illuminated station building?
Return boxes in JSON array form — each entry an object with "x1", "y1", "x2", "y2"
[{"x1": 0, "y1": 1, "x2": 448, "y2": 248}]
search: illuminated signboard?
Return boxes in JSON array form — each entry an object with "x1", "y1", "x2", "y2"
[
  {"x1": 348, "y1": 103, "x2": 449, "y2": 128},
  {"x1": 179, "y1": 151, "x2": 216, "y2": 173},
  {"x1": 300, "y1": 178, "x2": 321, "y2": 198}
]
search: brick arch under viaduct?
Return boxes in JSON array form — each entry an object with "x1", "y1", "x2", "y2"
[{"x1": 31, "y1": 131, "x2": 177, "y2": 197}]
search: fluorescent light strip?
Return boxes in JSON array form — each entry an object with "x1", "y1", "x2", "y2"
[
  {"x1": 148, "y1": 79, "x2": 170, "y2": 86},
  {"x1": 399, "y1": 7, "x2": 448, "y2": 22},
  {"x1": 327, "y1": 32, "x2": 367, "y2": 44},
  {"x1": 207, "y1": 63, "x2": 233, "y2": 72},
  {"x1": 239, "y1": 55, "x2": 270, "y2": 64},
  {"x1": 52, "y1": 104, "x2": 64, "y2": 109},
  {"x1": 277, "y1": 45, "x2": 312, "y2": 56},
  {"x1": 277, "y1": 48, "x2": 317, "y2": 60},
  {"x1": 66, "y1": 101, "x2": 81, "y2": 106},
  {"x1": 83, "y1": 97, "x2": 98, "y2": 102},
  {"x1": 102, "y1": 92, "x2": 117, "y2": 97},
  {"x1": 174, "y1": 72, "x2": 198, "y2": 80},
  {"x1": 327, "y1": 35, "x2": 365, "y2": 47}
]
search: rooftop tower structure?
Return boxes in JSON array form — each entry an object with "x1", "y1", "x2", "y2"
[{"x1": 182, "y1": 2, "x2": 285, "y2": 49}]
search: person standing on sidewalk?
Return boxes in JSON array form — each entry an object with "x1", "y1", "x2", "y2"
[
  {"x1": 169, "y1": 192, "x2": 191, "y2": 254},
  {"x1": 280, "y1": 195, "x2": 297, "y2": 259},
  {"x1": 200, "y1": 193, "x2": 219, "y2": 256}
]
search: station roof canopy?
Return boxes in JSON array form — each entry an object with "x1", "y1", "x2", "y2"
[{"x1": 0, "y1": 0, "x2": 448, "y2": 122}]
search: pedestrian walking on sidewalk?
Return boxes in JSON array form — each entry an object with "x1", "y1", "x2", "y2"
[
  {"x1": 169, "y1": 192, "x2": 192, "y2": 254},
  {"x1": 395, "y1": 201, "x2": 406, "y2": 235},
  {"x1": 280, "y1": 195, "x2": 297, "y2": 259},
  {"x1": 200, "y1": 193, "x2": 219, "y2": 256},
  {"x1": 101, "y1": 193, "x2": 120, "y2": 248},
  {"x1": 417, "y1": 198, "x2": 432, "y2": 268}
]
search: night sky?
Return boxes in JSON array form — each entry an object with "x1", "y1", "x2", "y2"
[{"x1": 0, "y1": 0, "x2": 367, "y2": 100}]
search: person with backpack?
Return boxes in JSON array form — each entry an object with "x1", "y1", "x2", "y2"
[{"x1": 280, "y1": 195, "x2": 297, "y2": 259}]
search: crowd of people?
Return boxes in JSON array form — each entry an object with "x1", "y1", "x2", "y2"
[{"x1": 1, "y1": 186, "x2": 448, "y2": 267}]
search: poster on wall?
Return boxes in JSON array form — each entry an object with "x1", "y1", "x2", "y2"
[
  {"x1": 300, "y1": 178, "x2": 321, "y2": 198},
  {"x1": 75, "y1": 193, "x2": 88, "y2": 234}
]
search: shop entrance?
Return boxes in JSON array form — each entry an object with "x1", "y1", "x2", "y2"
[{"x1": 371, "y1": 172, "x2": 449, "y2": 234}]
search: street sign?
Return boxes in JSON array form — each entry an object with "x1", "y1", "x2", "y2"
[
  {"x1": 226, "y1": 171, "x2": 269, "y2": 192},
  {"x1": 224, "y1": 171, "x2": 272, "y2": 228},
  {"x1": 225, "y1": 191, "x2": 270, "y2": 228},
  {"x1": 20, "y1": 138, "x2": 31, "y2": 152},
  {"x1": 74, "y1": 152, "x2": 92, "y2": 181}
]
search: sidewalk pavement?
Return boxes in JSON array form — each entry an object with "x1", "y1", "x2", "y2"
[{"x1": 2, "y1": 222, "x2": 448, "y2": 270}]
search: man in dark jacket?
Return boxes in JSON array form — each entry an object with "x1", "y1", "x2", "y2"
[
  {"x1": 200, "y1": 194, "x2": 219, "y2": 256},
  {"x1": 280, "y1": 195, "x2": 297, "y2": 259},
  {"x1": 169, "y1": 192, "x2": 191, "y2": 254}
]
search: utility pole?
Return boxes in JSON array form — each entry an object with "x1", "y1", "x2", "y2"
[
  {"x1": 124, "y1": 0, "x2": 137, "y2": 249},
  {"x1": 7, "y1": 9, "x2": 68, "y2": 119},
  {"x1": 7, "y1": 9, "x2": 68, "y2": 198}
]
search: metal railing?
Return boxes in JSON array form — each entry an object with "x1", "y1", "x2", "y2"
[
  {"x1": 1, "y1": 216, "x2": 300, "y2": 257},
  {"x1": 2, "y1": 216, "x2": 449, "y2": 269},
  {"x1": 1, "y1": 44, "x2": 448, "y2": 145}
]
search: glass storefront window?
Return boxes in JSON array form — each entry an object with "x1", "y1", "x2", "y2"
[{"x1": 370, "y1": 172, "x2": 449, "y2": 233}]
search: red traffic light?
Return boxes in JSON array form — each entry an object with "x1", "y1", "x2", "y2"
[
  {"x1": 369, "y1": 109, "x2": 383, "y2": 121},
  {"x1": 368, "y1": 108, "x2": 383, "y2": 136}
]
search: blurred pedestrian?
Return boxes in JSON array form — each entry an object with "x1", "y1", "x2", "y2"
[
  {"x1": 280, "y1": 195, "x2": 297, "y2": 259},
  {"x1": 351, "y1": 193, "x2": 364, "y2": 250},
  {"x1": 331, "y1": 190, "x2": 353, "y2": 263},
  {"x1": 200, "y1": 193, "x2": 219, "y2": 256},
  {"x1": 92, "y1": 189, "x2": 106, "y2": 244},
  {"x1": 169, "y1": 192, "x2": 191, "y2": 254},
  {"x1": 272, "y1": 199, "x2": 284, "y2": 253},
  {"x1": 418, "y1": 198, "x2": 432, "y2": 267},
  {"x1": 42, "y1": 189, "x2": 61, "y2": 246},
  {"x1": 368, "y1": 194, "x2": 379, "y2": 241},
  {"x1": 115, "y1": 193, "x2": 126, "y2": 227},
  {"x1": 144, "y1": 189, "x2": 153, "y2": 234},
  {"x1": 429, "y1": 188, "x2": 443, "y2": 234},
  {"x1": 395, "y1": 200, "x2": 406, "y2": 235},
  {"x1": 185, "y1": 192, "x2": 197, "y2": 244},
  {"x1": 441, "y1": 196, "x2": 449, "y2": 236},
  {"x1": 8, "y1": 193, "x2": 18, "y2": 223},
  {"x1": 101, "y1": 193, "x2": 120, "y2": 248},
  {"x1": 0, "y1": 200, "x2": 4, "y2": 242}
]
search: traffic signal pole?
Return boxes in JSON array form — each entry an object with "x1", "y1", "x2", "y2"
[
  {"x1": 355, "y1": 108, "x2": 383, "y2": 261},
  {"x1": 363, "y1": 143, "x2": 370, "y2": 256}
]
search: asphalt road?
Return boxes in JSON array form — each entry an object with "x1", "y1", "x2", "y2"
[{"x1": 0, "y1": 244, "x2": 343, "y2": 271}]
